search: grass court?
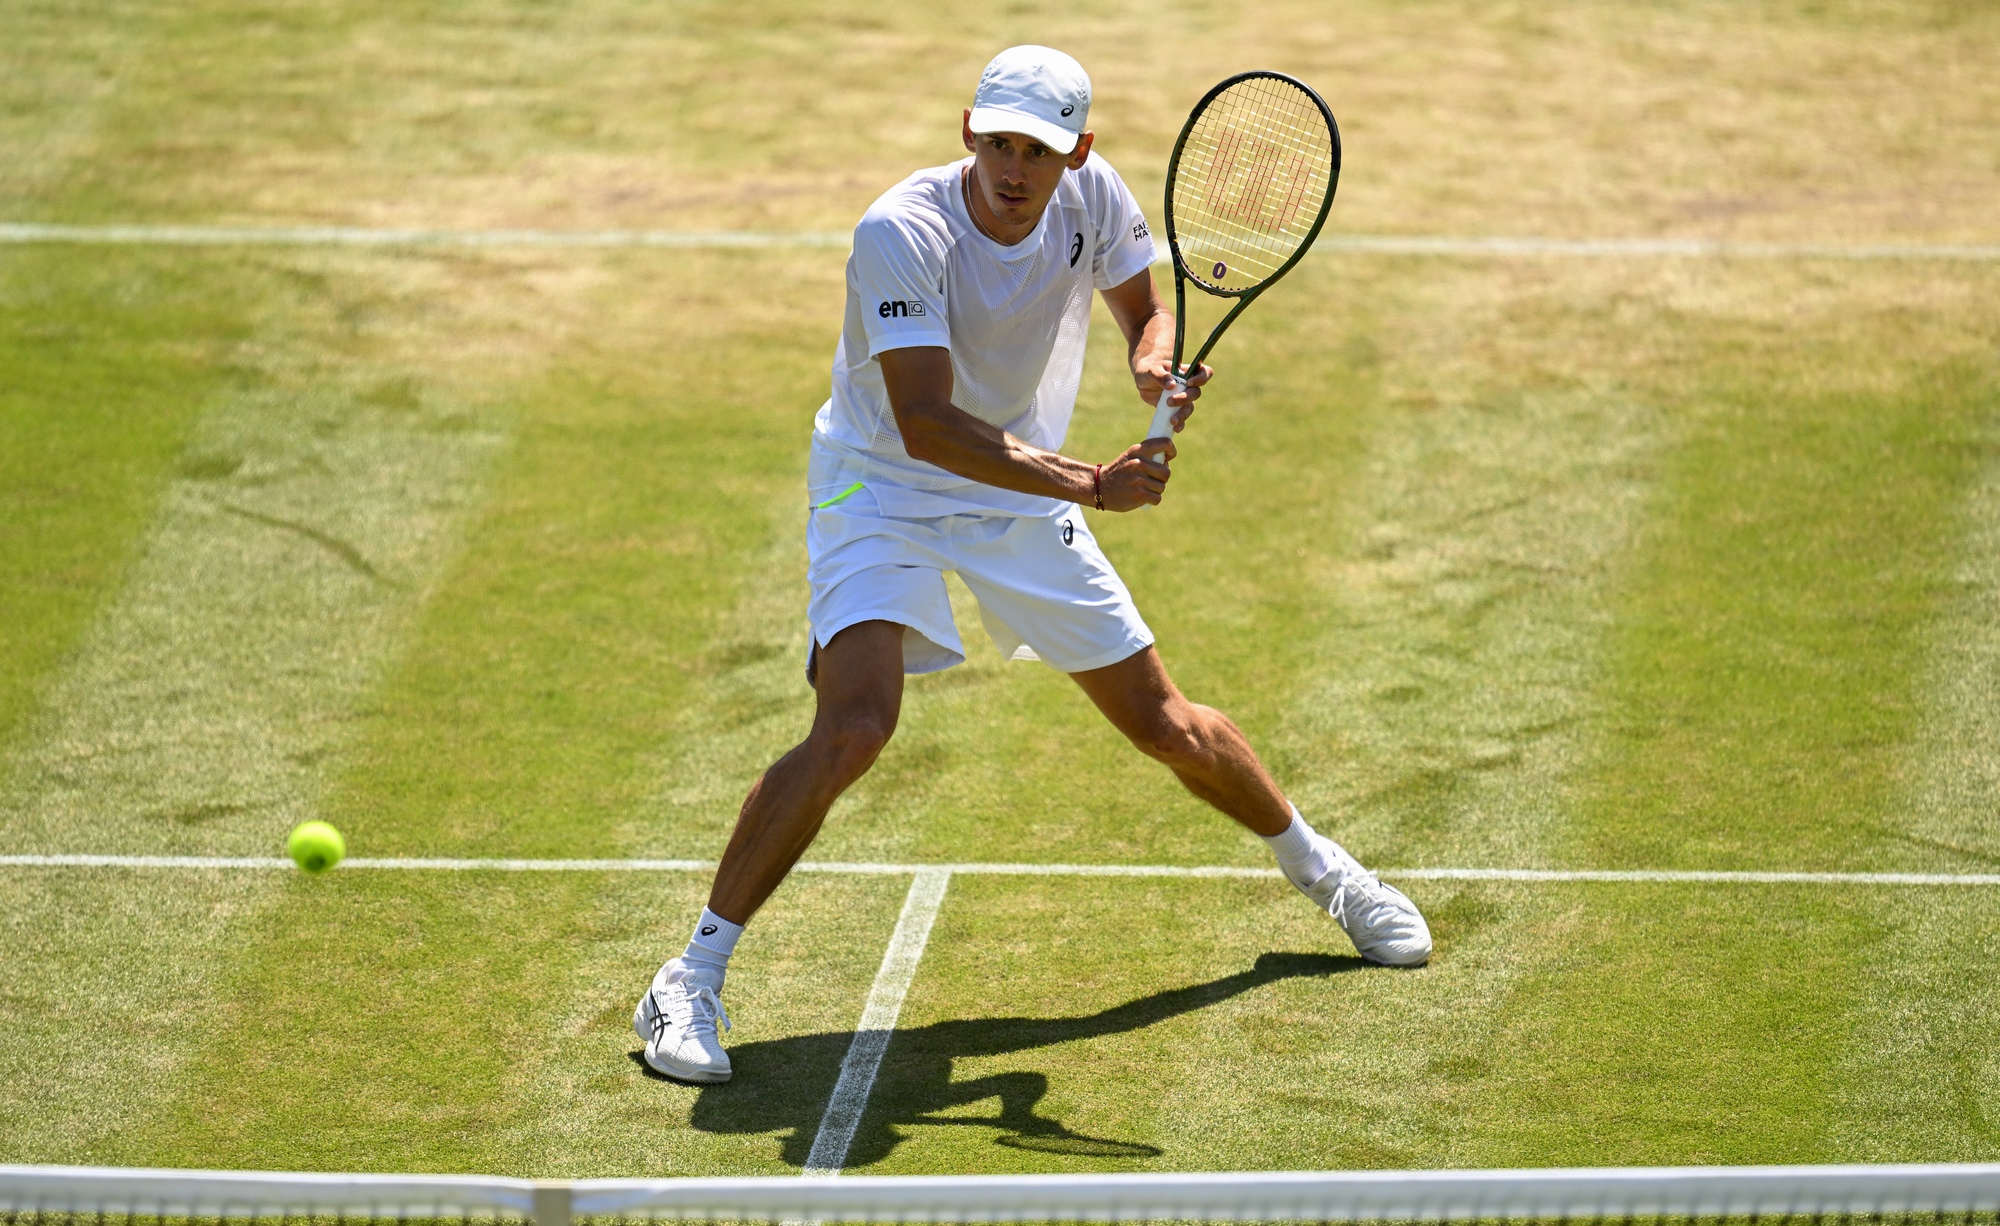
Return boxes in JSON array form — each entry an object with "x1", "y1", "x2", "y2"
[{"x1": 4, "y1": 0, "x2": 2000, "y2": 1179}]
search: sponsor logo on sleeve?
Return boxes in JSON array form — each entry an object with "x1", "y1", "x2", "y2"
[
  {"x1": 1069, "y1": 232, "x2": 1084, "y2": 267},
  {"x1": 877, "y1": 299, "x2": 928, "y2": 318},
  {"x1": 1132, "y1": 220, "x2": 1150, "y2": 242}
]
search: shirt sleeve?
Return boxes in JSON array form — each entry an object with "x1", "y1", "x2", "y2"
[
  {"x1": 1084, "y1": 155, "x2": 1159, "y2": 291},
  {"x1": 850, "y1": 211, "x2": 951, "y2": 358}
]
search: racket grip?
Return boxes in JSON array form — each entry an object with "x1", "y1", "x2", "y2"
[{"x1": 1145, "y1": 380, "x2": 1180, "y2": 464}]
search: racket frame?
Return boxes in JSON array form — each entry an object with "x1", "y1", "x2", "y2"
[{"x1": 1147, "y1": 71, "x2": 1341, "y2": 454}]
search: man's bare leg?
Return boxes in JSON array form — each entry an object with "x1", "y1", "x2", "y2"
[
  {"x1": 707, "y1": 618, "x2": 908, "y2": 924},
  {"x1": 636, "y1": 620, "x2": 910, "y2": 1082},
  {"x1": 1070, "y1": 645, "x2": 1432, "y2": 965},
  {"x1": 1069, "y1": 646, "x2": 1292, "y2": 836}
]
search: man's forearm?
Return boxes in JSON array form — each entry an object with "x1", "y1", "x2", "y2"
[
  {"x1": 1128, "y1": 302, "x2": 1175, "y2": 376},
  {"x1": 898, "y1": 400, "x2": 1096, "y2": 502}
]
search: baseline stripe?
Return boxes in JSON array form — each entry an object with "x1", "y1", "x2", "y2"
[
  {"x1": 3, "y1": 222, "x2": 1997, "y2": 261},
  {"x1": 0, "y1": 223, "x2": 849, "y2": 249},
  {"x1": 1, "y1": 854, "x2": 1997, "y2": 885},
  {"x1": 802, "y1": 868, "x2": 952, "y2": 1177},
  {"x1": 1391, "y1": 867, "x2": 2000, "y2": 885},
  {"x1": 1317, "y1": 235, "x2": 2000, "y2": 261}
]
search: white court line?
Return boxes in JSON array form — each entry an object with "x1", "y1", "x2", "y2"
[
  {"x1": 802, "y1": 867, "x2": 952, "y2": 1177},
  {"x1": 2, "y1": 853, "x2": 1999, "y2": 884},
  {"x1": 1318, "y1": 234, "x2": 2000, "y2": 261},
  {"x1": 0, "y1": 223, "x2": 849, "y2": 249},
  {"x1": 3, "y1": 221, "x2": 1998, "y2": 261},
  {"x1": 1393, "y1": 867, "x2": 2000, "y2": 885}
]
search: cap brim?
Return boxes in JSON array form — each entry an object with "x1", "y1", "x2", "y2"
[{"x1": 967, "y1": 105, "x2": 1080, "y2": 155}]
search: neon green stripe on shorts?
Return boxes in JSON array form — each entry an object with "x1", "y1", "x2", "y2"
[{"x1": 811, "y1": 481, "x2": 865, "y2": 510}]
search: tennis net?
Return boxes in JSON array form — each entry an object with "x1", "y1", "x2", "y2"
[{"x1": 5, "y1": 1163, "x2": 2000, "y2": 1226}]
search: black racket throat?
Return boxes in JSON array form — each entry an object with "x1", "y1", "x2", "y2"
[{"x1": 1168, "y1": 268, "x2": 1256, "y2": 382}]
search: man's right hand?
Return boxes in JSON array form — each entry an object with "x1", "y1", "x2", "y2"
[{"x1": 1100, "y1": 440, "x2": 1175, "y2": 510}]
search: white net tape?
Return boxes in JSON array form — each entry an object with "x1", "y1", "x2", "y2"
[{"x1": 8, "y1": 1164, "x2": 2000, "y2": 1225}]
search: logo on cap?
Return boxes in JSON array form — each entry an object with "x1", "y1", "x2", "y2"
[{"x1": 1061, "y1": 104, "x2": 1074, "y2": 117}]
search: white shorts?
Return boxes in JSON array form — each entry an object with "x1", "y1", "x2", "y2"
[{"x1": 805, "y1": 478, "x2": 1154, "y2": 677}]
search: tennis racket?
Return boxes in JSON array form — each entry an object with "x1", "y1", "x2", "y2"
[{"x1": 1144, "y1": 71, "x2": 1342, "y2": 464}]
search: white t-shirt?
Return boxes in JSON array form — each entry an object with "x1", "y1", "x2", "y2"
[{"x1": 811, "y1": 153, "x2": 1158, "y2": 517}]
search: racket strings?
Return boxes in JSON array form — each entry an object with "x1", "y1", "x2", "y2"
[
  {"x1": 1171, "y1": 75, "x2": 1335, "y2": 292},
  {"x1": 1182, "y1": 85, "x2": 1326, "y2": 271},
  {"x1": 1198, "y1": 82, "x2": 1324, "y2": 230}
]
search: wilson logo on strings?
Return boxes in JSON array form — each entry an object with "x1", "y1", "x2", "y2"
[{"x1": 1205, "y1": 125, "x2": 1318, "y2": 235}]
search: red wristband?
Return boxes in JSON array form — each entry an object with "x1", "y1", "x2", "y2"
[{"x1": 1093, "y1": 464, "x2": 1104, "y2": 510}]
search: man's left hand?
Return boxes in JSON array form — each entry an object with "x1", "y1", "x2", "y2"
[{"x1": 1133, "y1": 358, "x2": 1212, "y2": 432}]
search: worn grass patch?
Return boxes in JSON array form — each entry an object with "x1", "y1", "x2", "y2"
[{"x1": 0, "y1": 250, "x2": 248, "y2": 761}]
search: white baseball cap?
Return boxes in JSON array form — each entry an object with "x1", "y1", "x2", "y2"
[{"x1": 967, "y1": 45, "x2": 1091, "y2": 155}]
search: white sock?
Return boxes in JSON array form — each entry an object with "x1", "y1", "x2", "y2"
[
  {"x1": 1262, "y1": 805, "x2": 1337, "y2": 889},
  {"x1": 681, "y1": 908, "x2": 743, "y2": 979}
]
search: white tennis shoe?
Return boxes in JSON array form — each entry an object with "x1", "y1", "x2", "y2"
[
  {"x1": 1294, "y1": 843, "x2": 1433, "y2": 967},
  {"x1": 634, "y1": 958, "x2": 732, "y2": 1083}
]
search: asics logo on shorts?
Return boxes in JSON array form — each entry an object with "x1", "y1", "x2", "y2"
[
  {"x1": 1062, "y1": 519, "x2": 1075, "y2": 546},
  {"x1": 877, "y1": 299, "x2": 927, "y2": 318}
]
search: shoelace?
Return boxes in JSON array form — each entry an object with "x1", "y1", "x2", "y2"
[
  {"x1": 650, "y1": 981, "x2": 731, "y2": 1043},
  {"x1": 1328, "y1": 871, "x2": 1399, "y2": 935}
]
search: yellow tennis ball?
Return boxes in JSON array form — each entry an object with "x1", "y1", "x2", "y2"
[{"x1": 287, "y1": 820, "x2": 346, "y2": 874}]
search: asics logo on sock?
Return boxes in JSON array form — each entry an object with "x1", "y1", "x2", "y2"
[{"x1": 700, "y1": 924, "x2": 718, "y2": 936}]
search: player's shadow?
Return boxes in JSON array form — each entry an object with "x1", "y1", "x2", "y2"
[{"x1": 636, "y1": 950, "x2": 1366, "y2": 1166}]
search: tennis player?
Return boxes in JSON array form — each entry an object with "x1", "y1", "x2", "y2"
[{"x1": 636, "y1": 45, "x2": 1431, "y2": 1084}]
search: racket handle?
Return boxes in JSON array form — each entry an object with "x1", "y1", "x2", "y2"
[{"x1": 1145, "y1": 379, "x2": 1180, "y2": 464}]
